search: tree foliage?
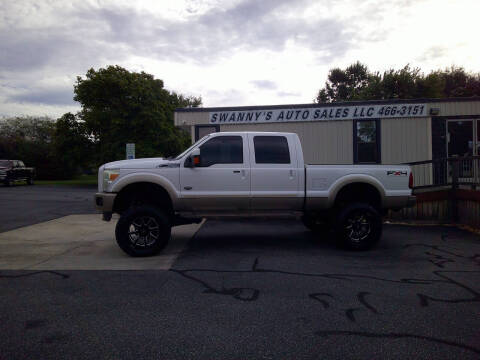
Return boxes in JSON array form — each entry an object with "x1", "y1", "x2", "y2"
[
  {"x1": 53, "y1": 113, "x2": 93, "y2": 178},
  {"x1": 0, "y1": 66, "x2": 201, "y2": 179},
  {"x1": 74, "y1": 65, "x2": 201, "y2": 165},
  {"x1": 316, "y1": 62, "x2": 370, "y2": 103},
  {"x1": 316, "y1": 63, "x2": 480, "y2": 103},
  {"x1": 0, "y1": 116, "x2": 94, "y2": 179}
]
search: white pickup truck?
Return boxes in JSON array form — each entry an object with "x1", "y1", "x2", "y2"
[{"x1": 95, "y1": 132, "x2": 415, "y2": 256}]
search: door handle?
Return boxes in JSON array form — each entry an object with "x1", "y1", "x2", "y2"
[
  {"x1": 233, "y1": 170, "x2": 240, "y2": 173},
  {"x1": 184, "y1": 186, "x2": 192, "y2": 190},
  {"x1": 289, "y1": 170, "x2": 295, "y2": 177}
]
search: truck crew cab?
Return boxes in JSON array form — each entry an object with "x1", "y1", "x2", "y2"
[{"x1": 95, "y1": 132, "x2": 415, "y2": 256}]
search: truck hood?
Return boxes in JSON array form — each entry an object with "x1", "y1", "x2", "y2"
[{"x1": 104, "y1": 158, "x2": 178, "y2": 170}]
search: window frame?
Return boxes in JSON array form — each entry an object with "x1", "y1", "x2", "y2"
[
  {"x1": 353, "y1": 118, "x2": 381, "y2": 164},
  {"x1": 195, "y1": 124, "x2": 220, "y2": 141},
  {"x1": 196, "y1": 135, "x2": 244, "y2": 167},
  {"x1": 253, "y1": 135, "x2": 291, "y2": 165}
]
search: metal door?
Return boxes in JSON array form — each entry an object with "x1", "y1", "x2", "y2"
[
  {"x1": 247, "y1": 133, "x2": 303, "y2": 211},
  {"x1": 180, "y1": 134, "x2": 250, "y2": 213}
]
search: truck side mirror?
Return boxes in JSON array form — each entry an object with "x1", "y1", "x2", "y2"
[{"x1": 186, "y1": 148, "x2": 201, "y2": 168}]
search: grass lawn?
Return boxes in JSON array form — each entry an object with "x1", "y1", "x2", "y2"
[{"x1": 36, "y1": 174, "x2": 97, "y2": 186}]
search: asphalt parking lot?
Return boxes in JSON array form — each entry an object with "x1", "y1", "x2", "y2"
[
  {"x1": 0, "y1": 184, "x2": 95, "y2": 232},
  {"x1": 0, "y1": 186, "x2": 479, "y2": 359}
]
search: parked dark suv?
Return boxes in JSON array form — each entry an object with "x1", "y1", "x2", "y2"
[{"x1": 0, "y1": 160, "x2": 35, "y2": 186}]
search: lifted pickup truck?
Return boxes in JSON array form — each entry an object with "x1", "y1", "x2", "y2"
[
  {"x1": 0, "y1": 160, "x2": 35, "y2": 186},
  {"x1": 95, "y1": 132, "x2": 415, "y2": 256}
]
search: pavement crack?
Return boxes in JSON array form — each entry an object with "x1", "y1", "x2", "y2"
[
  {"x1": 358, "y1": 291, "x2": 378, "y2": 314},
  {"x1": 0, "y1": 271, "x2": 69, "y2": 279}
]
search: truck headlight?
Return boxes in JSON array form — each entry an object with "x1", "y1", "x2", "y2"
[{"x1": 103, "y1": 169, "x2": 120, "y2": 190}]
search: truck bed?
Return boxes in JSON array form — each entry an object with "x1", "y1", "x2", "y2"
[{"x1": 305, "y1": 164, "x2": 412, "y2": 209}]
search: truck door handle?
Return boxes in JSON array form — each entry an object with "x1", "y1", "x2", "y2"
[
  {"x1": 184, "y1": 186, "x2": 192, "y2": 190},
  {"x1": 233, "y1": 170, "x2": 240, "y2": 173}
]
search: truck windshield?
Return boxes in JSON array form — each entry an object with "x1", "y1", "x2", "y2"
[
  {"x1": 173, "y1": 135, "x2": 210, "y2": 160},
  {"x1": 0, "y1": 160, "x2": 11, "y2": 167}
]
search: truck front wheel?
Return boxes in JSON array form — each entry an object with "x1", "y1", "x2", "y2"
[
  {"x1": 334, "y1": 203, "x2": 382, "y2": 251},
  {"x1": 115, "y1": 205, "x2": 171, "y2": 257}
]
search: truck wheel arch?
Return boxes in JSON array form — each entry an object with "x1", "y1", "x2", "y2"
[
  {"x1": 332, "y1": 180, "x2": 384, "y2": 210},
  {"x1": 113, "y1": 182, "x2": 174, "y2": 217}
]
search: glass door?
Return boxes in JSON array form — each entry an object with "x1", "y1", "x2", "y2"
[
  {"x1": 477, "y1": 120, "x2": 480, "y2": 156},
  {"x1": 447, "y1": 120, "x2": 473, "y2": 180},
  {"x1": 476, "y1": 120, "x2": 480, "y2": 183}
]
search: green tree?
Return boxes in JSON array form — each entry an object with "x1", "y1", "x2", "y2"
[
  {"x1": 53, "y1": 113, "x2": 93, "y2": 178},
  {"x1": 316, "y1": 61, "x2": 370, "y2": 103},
  {"x1": 0, "y1": 115, "x2": 96, "y2": 180},
  {"x1": 315, "y1": 62, "x2": 480, "y2": 102},
  {"x1": 0, "y1": 117, "x2": 58, "y2": 179},
  {"x1": 74, "y1": 65, "x2": 201, "y2": 165}
]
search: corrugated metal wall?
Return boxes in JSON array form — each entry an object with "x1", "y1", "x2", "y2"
[
  {"x1": 435, "y1": 101, "x2": 480, "y2": 116},
  {"x1": 174, "y1": 100, "x2": 480, "y2": 165},
  {"x1": 220, "y1": 121, "x2": 353, "y2": 164},
  {"x1": 222, "y1": 116, "x2": 432, "y2": 165},
  {"x1": 381, "y1": 117, "x2": 431, "y2": 164}
]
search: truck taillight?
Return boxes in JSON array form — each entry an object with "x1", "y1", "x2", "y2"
[{"x1": 409, "y1": 171, "x2": 414, "y2": 189}]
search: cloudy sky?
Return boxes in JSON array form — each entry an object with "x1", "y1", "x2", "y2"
[{"x1": 0, "y1": 0, "x2": 478, "y2": 118}]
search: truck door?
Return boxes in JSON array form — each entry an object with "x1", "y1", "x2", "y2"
[
  {"x1": 179, "y1": 134, "x2": 250, "y2": 213},
  {"x1": 248, "y1": 134, "x2": 303, "y2": 211}
]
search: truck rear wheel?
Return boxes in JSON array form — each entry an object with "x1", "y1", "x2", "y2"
[
  {"x1": 334, "y1": 203, "x2": 382, "y2": 251},
  {"x1": 115, "y1": 205, "x2": 171, "y2": 257}
]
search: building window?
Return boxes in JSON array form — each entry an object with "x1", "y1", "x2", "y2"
[
  {"x1": 253, "y1": 136, "x2": 291, "y2": 164},
  {"x1": 354, "y1": 119, "x2": 381, "y2": 163},
  {"x1": 198, "y1": 136, "x2": 243, "y2": 167},
  {"x1": 195, "y1": 125, "x2": 219, "y2": 141}
]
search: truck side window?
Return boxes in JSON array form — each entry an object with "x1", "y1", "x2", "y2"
[
  {"x1": 254, "y1": 136, "x2": 290, "y2": 164},
  {"x1": 199, "y1": 136, "x2": 243, "y2": 167}
]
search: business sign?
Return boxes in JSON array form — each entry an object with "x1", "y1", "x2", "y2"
[
  {"x1": 210, "y1": 103, "x2": 427, "y2": 124},
  {"x1": 126, "y1": 143, "x2": 135, "y2": 160}
]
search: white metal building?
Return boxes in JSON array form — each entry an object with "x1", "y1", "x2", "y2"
[{"x1": 174, "y1": 98, "x2": 480, "y2": 166}]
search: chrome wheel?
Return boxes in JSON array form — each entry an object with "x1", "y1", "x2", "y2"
[
  {"x1": 344, "y1": 212, "x2": 371, "y2": 243},
  {"x1": 128, "y1": 216, "x2": 160, "y2": 248}
]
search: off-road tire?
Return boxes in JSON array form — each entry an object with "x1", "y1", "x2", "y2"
[
  {"x1": 334, "y1": 203, "x2": 382, "y2": 251},
  {"x1": 115, "y1": 205, "x2": 171, "y2": 257}
]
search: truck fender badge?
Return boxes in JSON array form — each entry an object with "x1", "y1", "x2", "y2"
[{"x1": 387, "y1": 171, "x2": 407, "y2": 176}]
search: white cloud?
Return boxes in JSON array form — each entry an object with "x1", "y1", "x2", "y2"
[{"x1": 0, "y1": 0, "x2": 479, "y2": 117}]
